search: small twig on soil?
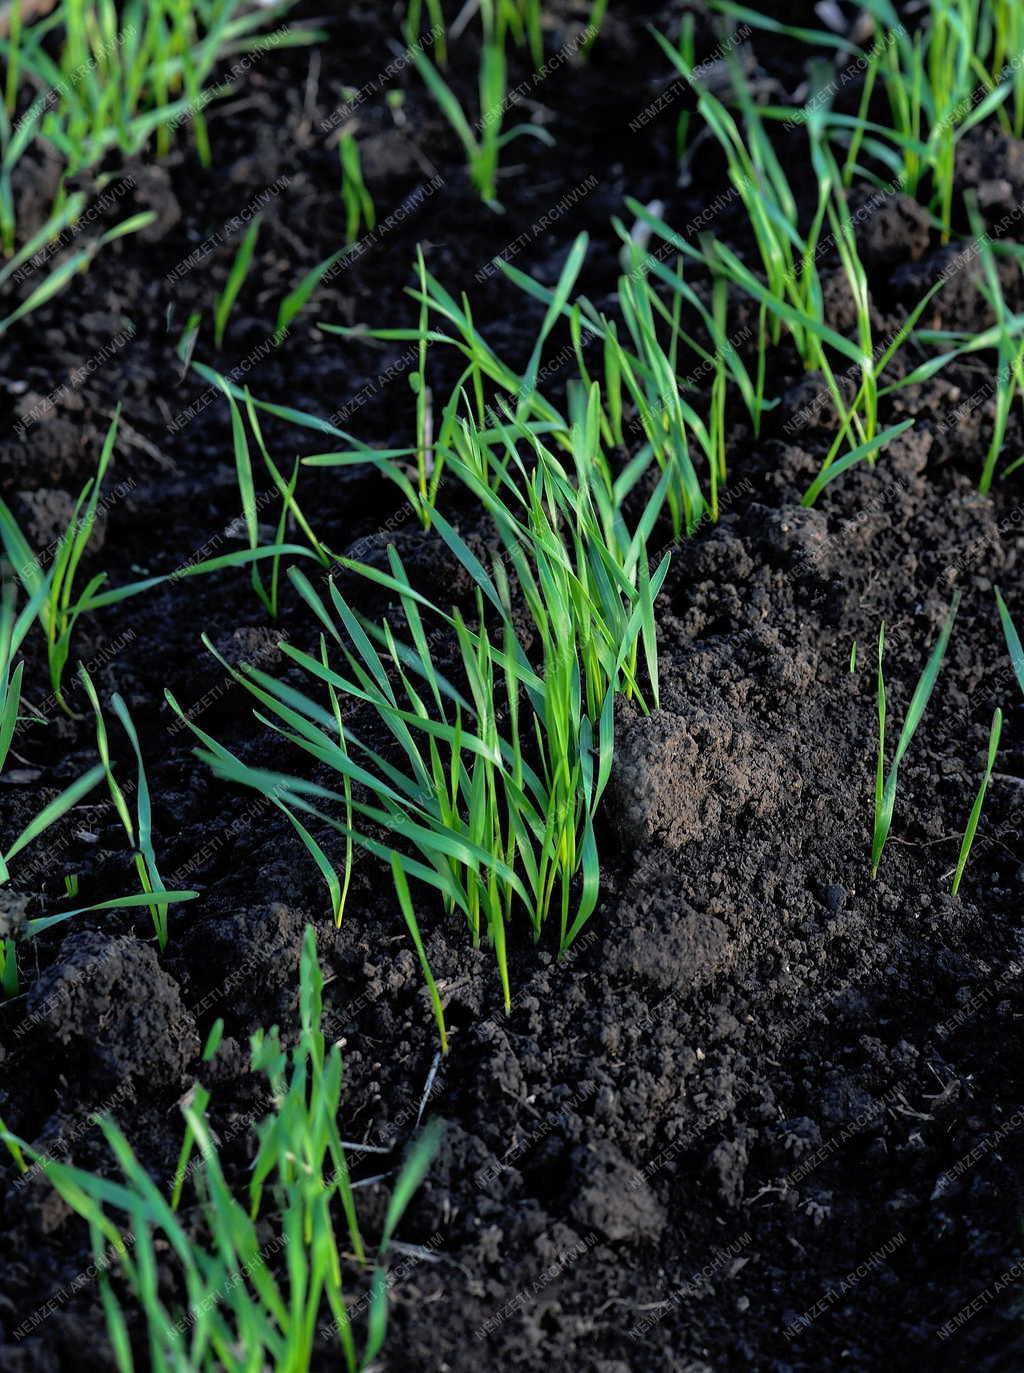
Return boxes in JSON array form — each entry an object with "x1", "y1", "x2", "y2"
[
  {"x1": 450, "y1": 0, "x2": 482, "y2": 43},
  {"x1": 349, "y1": 1171, "x2": 391, "y2": 1190},
  {"x1": 388, "y1": 1240, "x2": 444, "y2": 1262},
  {"x1": 340, "y1": 1139, "x2": 393, "y2": 1155},
  {"x1": 415, "y1": 1050, "x2": 442, "y2": 1129},
  {"x1": 993, "y1": 772, "x2": 1024, "y2": 786},
  {"x1": 296, "y1": 48, "x2": 321, "y2": 145},
  {"x1": 890, "y1": 1091, "x2": 933, "y2": 1122}
]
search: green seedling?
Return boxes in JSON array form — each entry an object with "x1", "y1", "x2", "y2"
[
  {"x1": 319, "y1": 231, "x2": 744, "y2": 537},
  {"x1": 193, "y1": 362, "x2": 362, "y2": 444},
  {"x1": 3, "y1": 573, "x2": 197, "y2": 994},
  {"x1": 0, "y1": 574, "x2": 195, "y2": 992},
  {"x1": 713, "y1": 0, "x2": 1011, "y2": 241},
  {"x1": 183, "y1": 411, "x2": 661, "y2": 1027},
  {"x1": 174, "y1": 307, "x2": 203, "y2": 377},
  {"x1": 79, "y1": 665, "x2": 177, "y2": 948},
  {"x1": 801, "y1": 420, "x2": 916, "y2": 507},
  {"x1": 214, "y1": 215, "x2": 260, "y2": 348},
  {"x1": 0, "y1": 208, "x2": 155, "y2": 335},
  {"x1": 989, "y1": 0, "x2": 1024, "y2": 138},
  {"x1": 972, "y1": 215, "x2": 1024, "y2": 494},
  {"x1": 854, "y1": 0, "x2": 1009, "y2": 241},
  {"x1": 906, "y1": 286, "x2": 1024, "y2": 494},
  {"x1": 3, "y1": 1, "x2": 320, "y2": 175},
  {"x1": 0, "y1": 761, "x2": 196, "y2": 995},
  {"x1": 501, "y1": 228, "x2": 764, "y2": 532},
  {"x1": 178, "y1": 414, "x2": 666, "y2": 1025},
  {"x1": 3, "y1": 0, "x2": 22, "y2": 116},
  {"x1": 222, "y1": 380, "x2": 333, "y2": 616},
  {"x1": 339, "y1": 131, "x2": 375, "y2": 245},
  {"x1": 0, "y1": 573, "x2": 44, "y2": 773},
  {"x1": 500, "y1": 0, "x2": 544, "y2": 67},
  {"x1": 631, "y1": 42, "x2": 948, "y2": 484},
  {"x1": 491, "y1": 2, "x2": 606, "y2": 70},
  {"x1": 995, "y1": 587, "x2": 1024, "y2": 694},
  {"x1": 871, "y1": 593, "x2": 959, "y2": 877},
  {"x1": 582, "y1": 0, "x2": 610, "y2": 54},
  {"x1": 392, "y1": 853, "x2": 448, "y2": 1052},
  {"x1": 404, "y1": 0, "x2": 448, "y2": 66},
  {"x1": 0, "y1": 926, "x2": 441, "y2": 1371},
  {"x1": 0, "y1": 408, "x2": 122, "y2": 711},
  {"x1": 167, "y1": 677, "x2": 352, "y2": 930},
  {"x1": 275, "y1": 247, "x2": 346, "y2": 338},
  {"x1": 910, "y1": 204, "x2": 1024, "y2": 493},
  {"x1": 448, "y1": 402, "x2": 670, "y2": 716},
  {"x1": 0, "y1": 96, "x2": 71, "y2": 260},
  {"x1": 649, "y1": 31, "x2": 824, "y2": 360},
  {"x1": 951, "y1": 706, "x2": 1002, "y2": 897},
  {"x1": 0, "y1": 407, "x2": 318, "y2": 712},
  {"x1": 313, "y1": 239, "x2": 589, "y2": 526},
  {"x1": 202, "y1": 1017, "x2": 224, "y2": 1061},
  {"x1": 0, "y1": 1, "x2": 320, "y2": 330},
  {"x1": 404, "y1": 0, "x2": 553, "y2": 205}
]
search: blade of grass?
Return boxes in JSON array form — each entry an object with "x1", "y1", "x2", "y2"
[
  {"x1": 951, "y1": 707, "x2": 1002, "y2": 898},
  {"x1": 214, "y1": 216, "x2": 261, "y2": 349},
  {"x1": 871, "y1": 593, "x2": 960, "y2": 877}
]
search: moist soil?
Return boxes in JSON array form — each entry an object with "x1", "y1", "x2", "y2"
[{"x1": 2, "y1": 3, "x2": 1024, "y2": 1370}]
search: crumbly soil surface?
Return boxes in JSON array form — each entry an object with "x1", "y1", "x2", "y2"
[{"x1": 2, "y1": 4, "x2": 1024, "y2": 1371}]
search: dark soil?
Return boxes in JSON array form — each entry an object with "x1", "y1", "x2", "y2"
[{"x1": 2, "y1": 4, "x2": 1024, "y2": 1371}]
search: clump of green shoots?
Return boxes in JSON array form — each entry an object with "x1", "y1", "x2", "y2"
[
  {"x1": 1, "y1": 3, "x2": 319, "y2": 329},
  {"x1": 222, "y1": 381, "x2": 333, "y2": 615},
  {"x1": 639, "y1": 40, "x2": 948, "y2": 494},
  {"x1": 912, "y1": 204, "x2": 1024, "y2": 494},
  {"x1": 0, "y1": 926, "x2": 441, "y2": 1372},
  {"x1": 871, "y1": 593, "x2": 959, "y2": 877},
  {"x1": 499, "y1": 0, "x2": 545, "y2": 67},
  {"x1": 5, "y1": 1, "x2": 319, "y2": 173},
  {"x1": 189, "y1": 550, "x2": 609, "y2": 1032},
  {"x1": 404, "y1": 0, "x2": 553, "y2": 206},
  {"x1": 405, "y1": 0, "x2": 606, "y2": 71},
  {"x1": 0, "y1": 583, "x2": 195, "y2": 994},
  {"x1": 849, "y1": 0, "x2": 1011, "y2": 241},
  {"x1": 314, "y1": 239, "x2": 590, "y2": 526},
  {"x1": 712, "y1": 0, "x2": 1014, "y2": 240},
  {"x1": 177, "y1": 412, "x2": 668, "y2": 1035},
  {"x1": 79, "y1": 665, "x2": 177, "y2": 948},
  {"x1": 404, "y1": 0, "x2": 448, "y2": 66},
  {"x1": 0, "y1": 407, "x2": 121, "y2": 711},
  {"x1": 644, "y1": 23, "x2": 1024, "y2": 498},
  {"x1": 451, "y1": 399, "x2": 670, "y2": 715},
  {"x1": 987, "y1": 0, "x2": 1024, "y2": 138},
  {"x1": 317, "y1": 229, "x2": 758, "y2": 537},
  {"x1": 0, "y1": 407, "x2": 317, "y2": 713}
]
